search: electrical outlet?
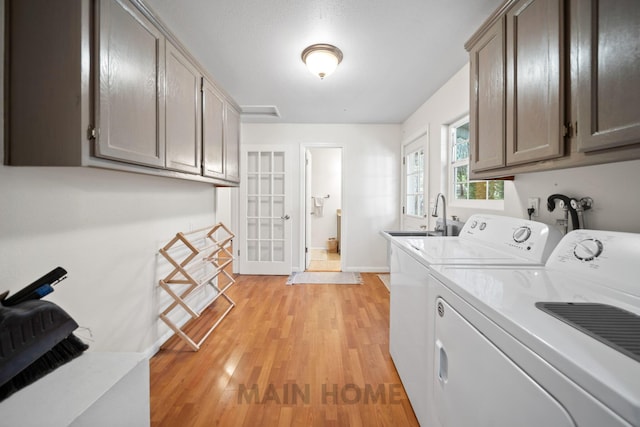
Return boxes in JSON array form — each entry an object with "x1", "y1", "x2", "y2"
[{"x1": 528, "y1": 197, "x2": 540, "y2": 217}]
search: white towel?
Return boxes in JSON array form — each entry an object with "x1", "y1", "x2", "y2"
[{"x1": 312, "y1": 197, "x2": 324, "y2": 216}]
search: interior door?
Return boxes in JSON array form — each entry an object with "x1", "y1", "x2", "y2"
[
  {"x1": 402, "y1": 134, "x2": 428, "y2": 230},
  {"x1": 240, "y1": 145, "x2": 293, "y2": 275}
]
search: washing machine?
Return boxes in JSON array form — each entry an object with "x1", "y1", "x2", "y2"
[
  {"x1": 383, "y1": 214, "x2": 562, "y2": 426},
  {"x1": 430, "y1": 229, "x2": 640, "y2": 426}
]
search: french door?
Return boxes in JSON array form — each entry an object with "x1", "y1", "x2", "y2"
[
  {"x1": 402, "y1": 133, "x2": 428, "y2": 230},
  {"x1": 239, "y1": 145, "x2": 293, "y2": 274}
]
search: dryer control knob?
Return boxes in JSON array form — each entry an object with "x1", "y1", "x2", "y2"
[
  {"x1": 470, "y1": 220, "x2": 478, "y2": 228},
  {"x1": 574, "y1": 239, "x2": 603, "y2": 261},
  {"x1": 513, "y1": 226, "x2": 532, "y2": 243}
]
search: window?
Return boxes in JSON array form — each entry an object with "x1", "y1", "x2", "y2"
[
  {"x1": 405, "y1": 147, "x2": 425, "y2": 217},
  {"x1": 449, "y1": 117, "x2": 504, "y2": 205}
]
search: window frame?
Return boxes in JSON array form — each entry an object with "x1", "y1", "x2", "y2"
[{"x1": 447, "y1": 116, "x2": 505, "y2": 210}]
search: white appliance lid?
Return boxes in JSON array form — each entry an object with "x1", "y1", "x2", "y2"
[
  {"x1": 434, "y1": 264, "x2": 640, "y2": 425},
  {"x1": 397, "y1": 236, "x2": 541, "y2": 265}
]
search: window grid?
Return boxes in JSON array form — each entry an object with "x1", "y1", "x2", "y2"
[
  {"x1": 450, "y1": 119, "x2": 504, "y2": 202},
  {"x1": 246, "y1": 151, "x2": 286, "y2": 262}
]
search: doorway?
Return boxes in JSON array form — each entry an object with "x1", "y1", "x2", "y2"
[{"x1": 303, "y1": 147, "x2": 343, "y2": 272}]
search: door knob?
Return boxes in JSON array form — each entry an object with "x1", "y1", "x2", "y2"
[{"x1": 281, "y1": 214, "x2": 291, "y2": 220}]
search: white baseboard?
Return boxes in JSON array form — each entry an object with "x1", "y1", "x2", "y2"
[{"x1": 342, "y1": 266, "x2": 390, "y2": 273}]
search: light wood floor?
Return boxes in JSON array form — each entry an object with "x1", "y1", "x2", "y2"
[{"x1": 150, "y1": 273, "x2": 418, "y2": 426}]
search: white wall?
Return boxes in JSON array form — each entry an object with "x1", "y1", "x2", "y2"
[
  {"x1": 0, "y1": 4, "x2": 221, "y2": 354},
  {"x1": 309, "y1": 148, "x2": 342, "y2": 248},
  {"x1": 242, "y1": 124, "x2": 401, "y2": 272},
  {"x1": 402, "y1": 63, "x2": 640, "y2": 234}
]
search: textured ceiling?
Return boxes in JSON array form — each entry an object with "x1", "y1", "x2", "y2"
[{"x1": 145, "y1": 0, "x2": 503, "y2": 123}]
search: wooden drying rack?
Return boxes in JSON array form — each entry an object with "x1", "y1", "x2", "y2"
[{"x1": 158, "y1": 223, "x2": 235, "y2": 351}]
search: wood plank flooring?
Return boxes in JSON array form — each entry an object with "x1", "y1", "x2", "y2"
[{"x1": 150, "y1": 273, "x2": 418, "y2": 426}]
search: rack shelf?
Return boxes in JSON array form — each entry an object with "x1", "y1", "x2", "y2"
[{"x1": 158, "y1": 223, "x2": 235, "y2": 351}]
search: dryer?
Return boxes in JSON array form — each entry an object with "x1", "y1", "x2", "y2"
[
  {"x1": 383, "y1": 214, "x2": 562, "y2": 426},
  {"x1": 431, "y1": 230, "x2": 640, "y2": 426}
]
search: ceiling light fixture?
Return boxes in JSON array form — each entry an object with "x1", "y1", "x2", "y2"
[{"x1": 301, "y1": 44, "x2": 343, "y2": 80}]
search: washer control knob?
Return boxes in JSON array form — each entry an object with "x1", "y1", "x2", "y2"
[
  {"x1": 470, "y1": 220, "x2": 478, "y2": 229},
  {"x1": 513, "y1": 226, "x2": 532, "y2": 243},
  {"x1": 574, "y1": 239, "x2": 603, "y2": 261},
  {"x1": 479, "y1": 222, "x2": 487, "y2": 230}
]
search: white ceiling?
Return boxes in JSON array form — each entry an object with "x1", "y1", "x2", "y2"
[{"x1": 145, "y1": 0, "x2": 504, "y2": 124}]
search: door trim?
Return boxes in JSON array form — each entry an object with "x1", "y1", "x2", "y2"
[{"x1": 299, "y1": 143, "x2": 345, "y2": 273}]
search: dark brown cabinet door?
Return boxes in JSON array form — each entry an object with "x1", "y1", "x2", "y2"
[
  {"x1": 470, "y1": 18, "x2": 506, "y2": 172},
  {"x1": 576, "y1": 0, "x2": 640, "y2": 152},
  {"x1": 224, "y1": 105, "x2": 241, "y2": 183},
  {"x1": 96, "y1": 0, "x2": 166, "y2": 167},
  {"x1": 165, "y1": 42, "x2": 202, "y2": 174},
  {"x1": 202, "y1": 78, "x2": 225, "y2": 179},
  {"x1": 505, "y1": 0, "x2": 564, "y2": 165}
]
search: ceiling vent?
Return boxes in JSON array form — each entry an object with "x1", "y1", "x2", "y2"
[{"x1": 240, "y1": 105, "x2": 281, "y2": 118}]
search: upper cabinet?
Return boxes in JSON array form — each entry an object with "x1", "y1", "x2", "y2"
[
  {"x1": 97, "y1": 0, "x2": 166, "y2": 168},
  {"x1": 202, "y1": 78, "x2": 225, "y2": 179},
  {"x1": 165, "y1": 42, "x2": 202, "y2": 174},
  {"x1": 575, "y1": 0, "x2": 640, "y2": 152},
  {"x1": 469, "y1": 18, "x2": 506, "y2": 172},
  {"x1": 224, "y1": 105, "x2": 241, "y2": 183},
  {"x1": 505, "y1": 0, "x2": 564, "y2": 165},
  {"x1": 5, "y1": 0, "x2": 240, "y2": 186},
  {"x1": 466, "y1": 0, "x2": 640, "y2": 179},
  {"x1": 201, "y1": 79, "x2": 240, "y2": 183}
]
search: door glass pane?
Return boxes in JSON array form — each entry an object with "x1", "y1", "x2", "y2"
[
  {"x1": 273, "y1": 152, "x2": 285, "y2": 172},
  {"x1": 247, "y1": 152, "x2": 259, "y2": 173},
  {"x1": 260, "y1": 175, "x2": 271, "y2": 195},
  {"x1": 405, "y1": 147, "x2": 425, "y2": 217},
  {"x1": 247, "y1": 197, "x2": 258, "y2": 217},
  {"x1": 273, "y1": 220, "x2": 284, "y2": 239},
  {"x1": 260, "y1": 152, "x2": 272, "y2": 172},
  {"x1": 260, "y1": 241, "x2": 271, "y2": 261},
  {"x1": 260, "y1": 219, "x2": 272, "y2": 239},
  {"x1": 247, "y1": 241, "x2": 258, "y2": 261},
  {"x1": 273, "y1": 241, "x2": 284, "y2": 262},
  {"x1": 407, "y1": 175, "x2": 419, "y2": 194},
  {"x1": 247, "y1": 219, "x2": 258, "y2": 239},
  {"x1": 273, "y1": 196, "x2": 285, "y2": 218},
  {"x1": 247, "y1": 175, "x2": 258, "y2": 195},
  {"x1": 260, "y1": 197, "x2": 272, "y2": 216},
  {"x1": 273, "y1": 174, "x2": 285, "y2": 195}
]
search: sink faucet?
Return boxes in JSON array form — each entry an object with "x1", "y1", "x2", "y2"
[{"x1": 432, "y1": 193, "x2": 448, "y2": 236}]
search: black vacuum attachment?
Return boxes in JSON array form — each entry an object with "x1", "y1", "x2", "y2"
[{"x1": 0, "y1": 267, "x2": 88, "y2": 401}]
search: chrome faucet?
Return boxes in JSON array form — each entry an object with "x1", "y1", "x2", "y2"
[{"x1": 432, "y1": 193, "x2": 448, "y2": 236}]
